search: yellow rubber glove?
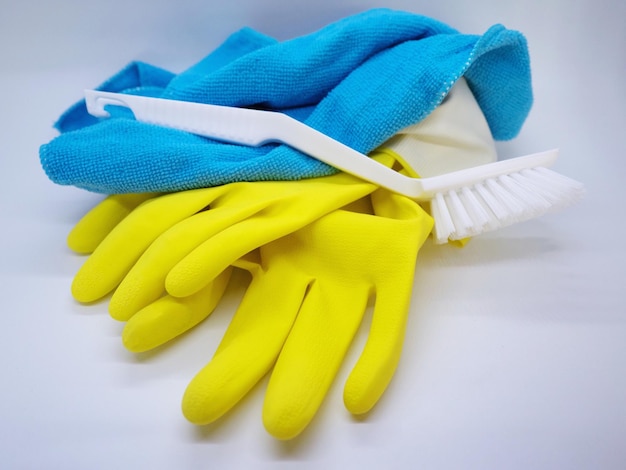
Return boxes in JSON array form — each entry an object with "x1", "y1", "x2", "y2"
[
  {"x1": 64, "y1": 78, "x2": 490, "y2": 438},
  {"x1": 176, "y1": 188, "x2": 432, "y2": 440}
]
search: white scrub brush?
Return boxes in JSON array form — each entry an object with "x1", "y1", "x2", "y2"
[{"x1": 84, "y1": 90, "x2": 585, "y2": 244}]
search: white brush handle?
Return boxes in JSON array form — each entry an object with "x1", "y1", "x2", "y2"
[{"x1": 84, "y1": 90, "x2": 559, "y2": 200}]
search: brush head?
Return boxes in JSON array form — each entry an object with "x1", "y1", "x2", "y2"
[{"x1": 430, "y1": 166, "x2": 586, "y2": 244}]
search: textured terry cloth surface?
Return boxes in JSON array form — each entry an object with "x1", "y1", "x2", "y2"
[{"x1": 40, "y1": 8, "x2": 533, "y2": 194}]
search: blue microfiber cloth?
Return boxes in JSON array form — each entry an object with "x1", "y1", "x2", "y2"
[{"x1": 40, "y1": 8, "x2": 533, "y2": 194}]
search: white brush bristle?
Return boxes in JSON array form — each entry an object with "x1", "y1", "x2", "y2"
[{"x1": 431, "y1": 167, "x2": 585, "y2": 244}]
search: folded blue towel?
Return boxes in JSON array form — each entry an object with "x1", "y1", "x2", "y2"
[{"x1": 40, "y1": 8, "x2": 533, "y2": 194}]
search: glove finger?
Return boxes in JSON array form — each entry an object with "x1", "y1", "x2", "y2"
[
  {"x1": 71, "y1": 186, "x2": 229, "y2": 303},
  {"x1": 344, "y1": 190, "x2": 432, "y2": 414},
  {"x1": 342, "y1": 283, "x2": 412, "y2": 415},
  {"x1": 67, "y1": 193, "x2": 157, "y2": 254},
  {"x1": 182, "y1": 267, "x2": 306, "y2": 425},
  {"x1": 166, "y1": 213, "x2": 298, "y2": 297},
  {"x1": 122, "y1": 267, "x2": 233, "y2": 353},
  {"x1": 109, "y1": 200, "x2": 270, "y2": 320},
  {"x1": 262, "y1": 281, "x2": 369, "y2": 440}
]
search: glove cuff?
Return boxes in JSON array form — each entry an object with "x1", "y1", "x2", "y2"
[{"x1": 376, "y1": 77, "x2": 497, "y2": 178}]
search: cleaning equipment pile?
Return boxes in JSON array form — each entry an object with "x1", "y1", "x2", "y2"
[{"x1": 40, "y1": 9, "x2": 584, "y2": 440}]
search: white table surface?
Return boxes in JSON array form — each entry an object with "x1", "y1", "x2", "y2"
[{"x1": 1, "y1": 0, "x2": 625, "y2": 468}]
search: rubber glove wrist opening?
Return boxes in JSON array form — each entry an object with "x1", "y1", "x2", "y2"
[{"x1": 375, "y1": 77, "x2": 497, "y2": 178}]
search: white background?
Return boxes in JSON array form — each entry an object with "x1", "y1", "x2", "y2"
[{"x1": 1, "y1": 0, "x2": 625, "y2": 468}]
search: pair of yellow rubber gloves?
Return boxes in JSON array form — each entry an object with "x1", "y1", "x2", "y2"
[{"x1": 68, "y1": 78, "x2": 497, "y2": 440}]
